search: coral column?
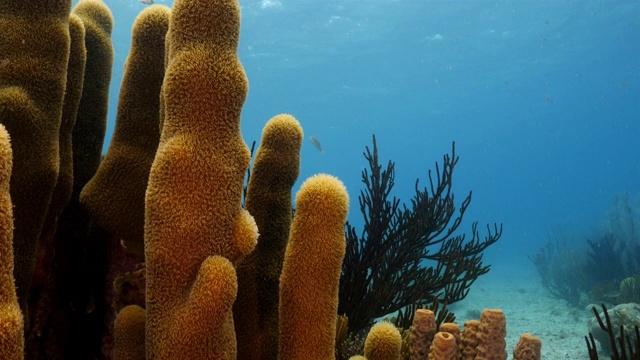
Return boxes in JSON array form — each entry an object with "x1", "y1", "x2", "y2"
[
  {"x1": 0, "y1": 125, "x2": 23, "y2": 359},
  {"x1": 0, "y1": 0, "x2": 71, "y2": 318},
  {"x1": 144, "y1": 0, "x2": 258, "y2": 358},
  {"x1": 279, "y1": 174, "x2": 349, "y2": 360}
]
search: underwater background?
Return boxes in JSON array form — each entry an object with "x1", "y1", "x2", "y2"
[{"x1": 86, "y1": 0, "x2": 639, "y2": 276}]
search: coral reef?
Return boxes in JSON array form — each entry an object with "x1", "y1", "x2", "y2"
[
  {"x1": 234, "y1": 114, "x2": 303, "y2": 360},
  {"x1": 80, "y1": 5, "x2": 169, "y2": 256},
  {"x1": 0, "y1": 0, "x2": 530, "y2": 359},
  {"x1": 278, "y1": 174, "x2": 349, "y2": 359},
  {"x1": 143, "y1": 0, "x2": 257, "y2": 357},
  {"x1": 364, "y1": 322, "x2": 403, "y2": 360},
  {"x1": 513, "y1": 333, "x2": 542, "y2": 360},
  {"x1": 588, "y1": 303, "x2": 640, "y2": 356},
  {"x1": 0, "y1": 125, "x2": 23, "y2": 359},
  {"x1": 340, "y1": 136, "x2": 502, "y2": 334},
  {"x1": 0, "y1": 0, "x2": 71, "y2": 321}
]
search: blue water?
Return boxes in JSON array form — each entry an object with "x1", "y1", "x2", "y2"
[{"x1": 77, "y1": 0, "x2": 639, "y2": 273}]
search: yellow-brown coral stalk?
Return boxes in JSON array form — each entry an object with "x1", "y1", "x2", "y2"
[
  {"x1": 145, "y1": 0, "x2": 257, "y2": 358},
  {"x1": 0, "y1": 125, "x2": 24, "y2": 360},
  {"x1": 0, "y1": 0, "x2": 71, "y2": 318},
  {"x1": 279, "y1": 174, "x2": 349, "y2": 360}
]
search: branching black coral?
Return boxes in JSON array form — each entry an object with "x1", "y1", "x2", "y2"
[{"x1": 338, "y1": 135, "x2": 502, "y2": 334}]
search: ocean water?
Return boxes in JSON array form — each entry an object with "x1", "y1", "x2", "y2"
[{"x1": 89, "y1": 0, "x2": 639, "y2": 274}]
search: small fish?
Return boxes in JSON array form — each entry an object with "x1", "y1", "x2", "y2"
[
  {"x1": 603, "y1": 290, "x2": 621, "y2": 298},
  {"x1": 310, "y1": 136, "x2": 323, "y2": 153},
  {"x1": 139, "y1": 0, "x2": 154, "y2": 4}
]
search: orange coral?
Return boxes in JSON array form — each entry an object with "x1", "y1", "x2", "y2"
[
  {"x1": 144, "y1": 0, "x2": 257, "y2": 358},
  {"x1": 0, "y1": 0, "x2": 71, "y2": 318},
  {"x1": 80, "y1": 5, "x2": 169, "y2": 255},
  {"x1": 460, "y1": 319, "x2": 481, "y2": 360},
  {"x1": 278, "y1": 174, "x2": 349, "y2": 360},
  {"x1": 428, "y1": 332, "x2": 458, "y2": 360},
  {"x1": 410, "y1": 308, "x2": 437, "y2": 359},
  {"x1": 235, "y1": 114, "x2": 303, "y2": 360},
  {"x1": 363, "y1": 322, "x2": 402, "y2": 360},
  {"x1": 512, "y1": 333, "x2": 541, "y2": 360},
  {"x1": 114, "y1": 305, "x2": 146, "y2": 360},
  {"x1": 0, "y1": 125, "x2": 24, "y2": 359},
  {"x1": 475, "y1": 309, "x2": 507, "y2": 360},
  {"x1": 70, "y1": 0, "x2": 114, "y2": 194}
]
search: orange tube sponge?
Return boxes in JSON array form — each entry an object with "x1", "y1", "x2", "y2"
[
  {"x1": 363, "y1": 322, "x2": 402, "y2": 360},
  {"x1": 438, "y1": 322, "x2": 461, "y2": 353},
  {"x1": 114, "y1": 305, "x2": 146, "y2": 360},
  {"x1": 512, "y1": 333, "x2": 541, "y2": 360},
  {"x1": 428, "y1": 332, "x2": 458, "y2": 360},
  {"x1": 0, "y1": 125, "x2": 24, "y2": 359},
  {"x1": 80, "y1": 5, "x2": 169, "y2": 255},
  {"x1": 410, "y1": 308, "x2": 437, "y2": 359},
  {"x1": 0, "y1": 0, "x2": 71, "y2": 315},
  {"x1": 70, "y1": 0, "x2": 114, "y2": 195},
  {"x1": 278, "y1": 174, "x2": 349, "y2": 360},
  {"x1": 235, "y1": 114, "x2": 303, "y2": 360},
  {"x1": 475, "y1": 309, "x2": 507, "y2": 360},
  {"x1": 144, "y1": 0, "x2": 257, "y2": 358},
  {"x1": 460, "y1": 319, "x2": 481, "y2": 360}
]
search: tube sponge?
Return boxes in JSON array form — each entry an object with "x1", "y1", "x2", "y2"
[
  {"x1": 428, "y1": 332, "x2": 458, "y2": 360},
  {"x1": 80, "y1": 5, "x2": 169, "y2": 255},
  {"x1": 475, "y1": 309, "x2": 507, "y2": 360},
  {"x1": 512, "y1": 333, "x2": 541, "y2": 360},
  {"x1": 144, "y1": 0, "x2": 257, "y2": 358},
  {"x1": 235, "y1": 114, "x2": 303, "y2": 360},
  {"x1": 0, "y1": 125, "x2": 24, "y2": 359},
  {"x1": 363, "y1": 322, "x2": 402, "y2": 360},
  {"x1": 0, "y1": 0, "x2": 71, "y2": 315},
  {"x1": 460, "y1": 319, "x2": 481, "y2": 360},
  {"x1": 410, "y1": 308, "x2": 437, "y2": 359},
  {"x1": 278, "y1": 174, "x2": 349, "y2": 360}
]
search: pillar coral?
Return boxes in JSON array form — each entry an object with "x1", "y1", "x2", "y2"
[
  {"x1": 0, "y1": 0, "x2": 71, "y2": 316},
  {"x1": 0, "y1": 125, "x2": 23, "y2": 359},
  {"x1": 44, "y1": 13, "x2": 87, "y2": 233},
  {"x1": 144, "y1": 0, "x2": 258, "y2": 358},
  {"x1": 80, "y1": 4, "x2": 169, "y2": 256},
  {"x1": 278, "y1": 174, "x2": 349, "y2": 360},
  {"x1": 114, "y1": 304, "x2": 146, "y2": 360},
  {"x1": 70, "y1": 0, "x2": 114, "y2": 196},
  {"x1": 235, "y1": 114, "x2": 303, "y2": 360}
]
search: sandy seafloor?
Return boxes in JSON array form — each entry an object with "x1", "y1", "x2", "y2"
[{"x1": 449, "y1": 265, "x2": 600, "y2": 360}]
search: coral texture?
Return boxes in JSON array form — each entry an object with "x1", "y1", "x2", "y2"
[
  {"x1": 278, "y1": 174, "x2": 349, "y2": 360},
  {"x1": 460, "y1": 319, "x2": 481, "y2": 360},
  {"x1": 428, "y1": 332, "x2": 458, "y2": 360},
  {"x1": 235, "y1": 114, "x2": 303, "y2": 360},
  {"x1": 144, "y1": 0, "x2": 257, "y2": 358},
  {"x1": 475, "y1": 309, "x2": 507, "y2": 360},
  {"x1": 114, "y1": 305, "x2": 146, "y2": 360},
  {"x1": 0, "y1": 0, "x2": 71, "y2": 317},
  {"x1": 80, "y1": 4, "x2": 169, "y2": 256},
  {"x1": 70, "y1": 0, "x2": 114, "y2": 194},
  {"x1": 43, "y1": 13, "x2": 87, "y2": 233},
  {"x1": 0, "y1": 125, "x2": 24, "y2": 359},
  {"x1": 363, "y1": 322, "x2": 402, "y2": 360},
  {"x1": 512, "y1": 333, "x2": 541, "y2": 360},
  {"x1": 410, "y1": 309, "x2": 437, "y2": 359}
]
